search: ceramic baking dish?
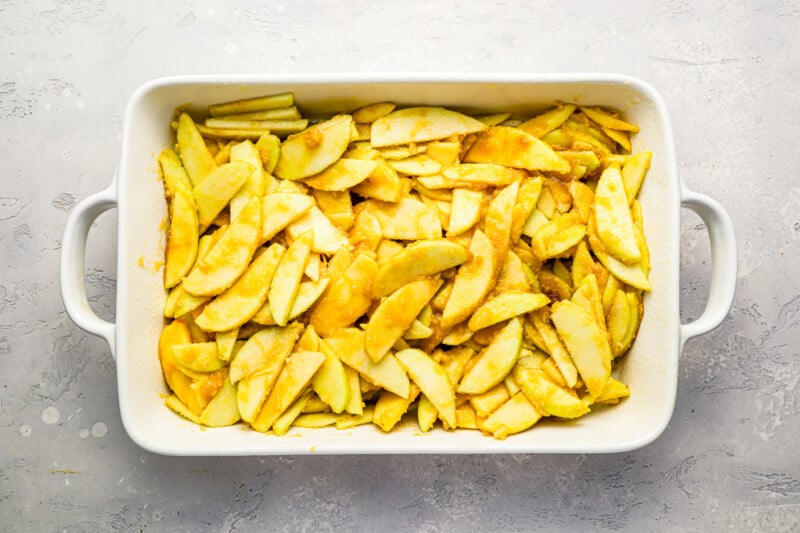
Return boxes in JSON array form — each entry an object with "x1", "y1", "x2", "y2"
[{"x1": 60, "y1": 74, "x2": 736, "y2": 455}]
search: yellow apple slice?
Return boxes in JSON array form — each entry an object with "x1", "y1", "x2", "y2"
[
  {"x1": 209, "y1": 92, "x2": 294, "y2": 117},
  {"x1": 251, "y1": 278, "x2": 329, "y2": 326},
  {"x1": 447, "y1": 188, "x2": 484, "y2": 237},
  {"x1": 514, "y1": 366, "x2": 589, "y2": 419},
  {"x1": 228, "y1": 323, "x2": 303, "y2": 383},
  {"x1": 476, "y1": 112, "x2": 511, "y2": 126},
  {"x1": 417, "y1": 395, "x2": 439, "y2": 432},
  {"x1": 199, "y1": 373, "x2": 240, "y2": 427},
  {"x1": 172, "y1": 342, "x2": 226, "y2": 373},
  {"x1": 443, "y1": 163, "x2": 527, "y2": 186},
  {"x1": 158, "y1": 148, "x2": 194, "y2": 200},
  {"x1": 464, "y1": 126, "x2": 570, "y2": 172},
  {"x1": 272, "y1": 391, "x2": 313, "y2": 435},
  {"x1": 237, "y1": 371, "x2": 277, "y2": 423},
  {"x1": 292, "y1": 412, "x2": 339, "y2": 428},
  {"x1": 550, "y1": 300, "x2": 612, "y2": 398},
  {"x1": 441, "y1": 230, "x2": 497, "y2": 330},
  {"x1": 352, "y1": 102, "x2": 396, "y2": 123},
  {"x1": 348, "y1": 209, "x2": 382, "y2": 252},
  {"x1": 571, "y1": 273, "x2": 607, "y2": 338},
  {"x1": 336, "y1": 404, "x2": 375, "y2": 429},
  {"x1": 373, "y1": 239, "x2": 468, "y2": 298},
  {"x1": 387, "y1": 154, "x2": 442, "y2": 176},
  {"x1": 366, "y1": 277, "x2": 442, "y2": 362},
  {"x1": 607, "y1": 288, "x2": 632, "y2": 357},
  {"x1": 360, "y1": 197, "x2": 442, "y2": 240},
  {"x1": 510, "y1": 177, "x2": 543, "y2": 243},
  {"x1": 183, "y1": 196, "x2": 262, "y2": 296},
  {"x1": 309, "y1": 254, "x2": 377, "y2": 336},
  {"x1": 164, "y1": 185, "x2": 199, "y2": 289},
  {"x1": 229, "y1": 140, "x2": 267, "y2": 220},
  {"x1": 396, "y1": 348, "x2": 456, "y2": 427},
  {"x1": 193, "y1": 161, "x2": 254, "y2": 231},
  {"x1": 484, "y1": 180, "x2": 520, "y2": 272},
  {"x1": 195, "y1": 243, "x2": 285, "y2": 332},
  {"x1": 580, "y1": 106, "x2": 640, "y2": 132},
  {"x1": 457, "y1": 317, "x2": 522, "y2": 395},
  {"x1": 622, "y1": 152, "x2": 652, "y2": 204},
  {"x1": 285, "y1": 207, "x2": 349, "y2": 254},
  {"x1": 269, "y1": 231, "x2": 313, "y2": 326},
  {"x1": 530, "y1": 311, "x2": 578, "y2": 389},
  {"x1": 480, "y1": 392, "x2": 542, "y2": 440},
  {"x1": 260, "y1": 193, "x2": 314, "y2": 243},
  {"x1": 468, "y1": 292, "x2": 550, "y2": 332},
  {"x1": 301, "y1": 158, "x2": 377, "y2": 191},
  {"x1": 159, "y1": 320, "x2": 204, "y2": 414},
  {"x1": 251, "y1": 350, "x2": 326, "y2": 432},
  {"x1": 593, "y1": 377, "x2": 631, "y2": 404},
  {"x1": 311, "y1": 340, "x2": 350, "y2": 414},
  {"x1": 531, "y1": 212, "x2": 587, "y2": 260},
  {"x1": 177, "y1": 112, "x2": 216, "y2": 187},
  {"x1": 343, "y1": 366, "x2": 363, "y2": 415},
  {"x1": 215, "y1": 328, "x2": 239, "y2": 362},
  {"x1": 373, "y1": 386, "x2": 420, "y2": 432},
  {"x1": 351, "y1": 160, "x2": 404, "y2": 202},
  {"x1": 469, "y1": 384, "x2": 510, "y2": 418},
  {"x1": 370, "y1": 107, "x2": 487, "y2": 147},
  {"x1": 378, "y1": 144, "x2": 427, "y2": 160},
  {"x1": 403, "y1": 319, "x2": 433, "y2": 340},
  {"x1": 587, "y1": 210, "x2": 651, "y2": 291},
  {"x1": 494, "y1": 251, "x2": 531, "y2": 294},
  {"x1": 595, "y1": 165, "x2": 640, "y2": 264},
  {"x1": 165, "y1": 394, "x2": 202, "y2": 424},
  {"x1": 323, "y1": 329, "x2": 410, "y2": 399},
  {"x1": 275, "y1": 114, "x2": 353, "y2": 180},
  {"x1": 518, "y1": 104, "x2": 576, "y2": 138}
]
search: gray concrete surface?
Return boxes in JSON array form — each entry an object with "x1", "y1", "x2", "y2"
[{"x1": 1, "y1": 1, "x2": 798, "y2": 531}]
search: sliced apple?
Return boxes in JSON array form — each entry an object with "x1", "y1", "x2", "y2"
[
  {"x1": 309, "y1": 254, "x2": 377, "y2": 336},
  {"x1": 370, "y1": 107, "x2": 487, "y2": 148},
  {"x1": 260, "y1": 193, "x2": 314, "y2": 242},
  {"x1": 457, "y1": 317, "x2": 522, "y2": 395},
  {"x1": 587, "y1": 209, "x2": 651, "y2": 291},
  {"x1": 518, "y1": 104, "x2": 576, "y2": 138},
  {"x1": 164, "y1": 185, "x2": 199, "y2": 289},
  {"x1": 215, "y1": 328, "x2": 240, "y2": 362},
  {"x1": 228, "y1": 323, "x2": 303, "y2": 384},
  {"x1": 255, "y1": 133, "x2": 281, "y2": 175},
  {"x1": 447, "y1": 188, "x2": 483, "y2": 237},
  {"x1": 323, "y1": 329, "x2": 410, "y2": 399},
  {"x1": 271, "y1": 391, "x2": 313, "y2": 435},
  {"x1": 417, "y1": 395, "x2": 439, "y2": 432},
  {"x1": 352, "y1": 102, "x2": 396, "y2": 123},
  {"x1": 193, "y1": 161, "x2": 254, "y2": 231},
  {"x1": 464, "y1": 126, "x2": 570, "y2": 172},
  {"x1": 195, "y1": 243, "x2": 285, "y2": 332},
  {"x1": 177, "y1": 112, "x2": 216, "y2": 187},
  {"x1": 595, "y1": 165, "x2": 640, "y2": 264},
  {"x1": 228, "y1": 140, "x2": 267, "y2": 220},
  {"x1": 351, "y1": 160, "x2": 404, "y2": 202},
  {"x1": 484, "y1": 180, "x2": 520, "y2": 272},
  {"x1": 622, "y1": 152, "x2": 652, "y2": 204},
  {"x1": 199, "y1": 373, "x2": 240, "y2": 427},
  {"x1": 348, "y1": 209, "x2": 382, "y2": 252},
  {"x1": 159, "y1": 320, "x2": 204, "y2": 414},
  {"x1": 311, "y1": 341, "x2": 350, "y2": 414},
  {"x1": 593, "y1": 377, "x2": 631, "y2": 404},
  {"x1": 531, "y1": 212, "x2": 587, "y2": 261},
  {"x1": 183, "y1": 197, "x2": 262, "y2": 297},
  {"x1": 550, "y1": 300, "x2": 611, "y2": 398},
  {"x1": 269, "y1": 231, "x2": 313, "y2": 326},
  {"x1": 444, "y1": 162, "x2": 528, "y2": 186},
  {"x1": 373, "y1": 239, "x2": 468, "y2": 298},
  {"x1": 480, "y1": 392, "x2": 542, "y2": 440},
  {"x1": 237, "y1": 371, "x2": 277, "y2": 423},
  {"x1": 468, "y1": 383, "x2": 510, "y2": 418},
  {"x1": 441, "y1": 230, "x2": 497, "y2": 330},
  {"x1": 252, "y1": 350, "x2": 326, "y2": 432},
  {"x1": 372, "y1": 385, "x2": 420, "y2": 432},
  {"x1": 580, "y1": 106, "x2": 640, "y2": 133},
  {"x1": 530, "y1": 310, "x2": 578, "y2": 388},
  {"x1": 285, "y1": 206, "x2": 349, "y2": 254},
  {"x1": 301, "y1": 158, "x2": 377, "y2": 191},
  {"x1": 172, "y1": 342, "x2": 226, "y2": 373},
  {"x1": 165, "y1": 394, "x2": 202, "y2": 424},
  {"x1": 514, "y1": 366, "x2": 589, "y2": 419},
  {"x1": 360, "y1": 197, "x2": 442, "y2": 240},
  {"x1": 343, "y1": 366, "x2": 363, "y2": 416},
  {"x1": 275, "y1": 114, "x2": 354, "y2": 180},
  {"x1": 366, "y1": 277, "x2": 442, "y2": 362},
  {"x1": 387, "y1": 154, "x2": 442, "y2": 176},
  {"x1": 468, "y1": 292, "x2": 550, "y2": 331}
]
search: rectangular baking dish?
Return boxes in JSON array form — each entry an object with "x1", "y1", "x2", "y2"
[{"x1": 61, "y1": 74, "x2": 736, "y2": 455}]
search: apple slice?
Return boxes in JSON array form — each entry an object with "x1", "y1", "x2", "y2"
[
  {"x1": 580, "y1": 106, "x2": 640, "y2": 132},
  {"x1": 252, "y1": 350, "x2": 326, "y2": 432},
  {"x1": 514, "y1": 366, "x2": 589, "y2": 419},
  {"x1": 183, "y1": 197, "x2": 262, "y2": 297},
  {"x1": 360, "y1": 197, "x2": 442, "y2": 240},
  {"x1": 441, "y1": 230, "x2": 497, "y2": 330},
  {"x1": 595, "y1": 165, "x2": 641, "y2": 264},
  {"x1": 309, "y1": 254, "x2": 377, "y2": 336},
  {"x1": 165, "y1": 394, "x2": 202, "y2": 424},
  {"x1": 275, "y1": 114, "x2": 353, "y2": 180},
  {"x1": 351, "y1": 160, "x2": 404, "y2": 202},
  {"x1": 301, "y1": 158, "x2": 377, "y2": 191},
  {"x1": 195, "y1": 243, "x2": 285, "y2": 332},
  {"x1": 484, "y1": 180, "x2": 520, "y2": 273},
  {"x1": 457, "y1": 317, "x2": 522, "y2": 395},
  {"x1": 260, "y1": 193, "x2": 314, "y2": 243},
  {"x1": 447, "y1": 188, "x2": 484, "y2": 237},
  {"x1": 193, "y1": 161, "x2": 254, "y2": 231},
  {"x1": 311, "y1": 341, "x2": 350, "y2": 414},
  {"x1": 366, "y1": 277, "x2": 442, "y2": 362},
  {"x1": 480, "y1": 392, "x2": 542, "y2": 440},
  {"x1": 343, "y1": 366, "x2": 363, "y2": 415},
  {"x1": 272, "y1": 391, "x2": 313, "y2": 435},
  {"x1": 164, "y1": 185, "x2": 199, "y2": 289},
  {"x1": 159, "y1": 320, "x2": 204, "y2": 414},
  {"x1": 199, "y1": 373, "x2": 241, "y2": 427},
  {"x1": 373, "y1": 386, "x2": 420, "y2": 432},
  {"x1": 269, "y1": 231, "x2": 313, "y2": 326},
  {"x1": 468, "y1": 384, "x2": 510, "y2": 418},
  {"x1": 370, "y1": 107, "x2": 487, "y2": 147},
  {"x1": 518, "y1": 104, "x2": 576, "y2": 138},
  {"x1": 593, "y1": 377, "x2": 631, "y2": 404},
  {"x1": 417, "y1": 395, "x2": 439, "y2": 432},
  {"x1": 531, "y1": 212, "x2": 587, "y2": 261},
  {"x1": 587, "y1": 209, "x2": 651, "y2": 291},
  {"x1": 387, "y1": 154, "x2": 442, "y2": 176},
  {"x1": 464, "y1": 126, "x2": 570, "y2": 172},
  {"x1": 228, "y1": 323, "x2": 303, "y2": 384},
  {"x1": 468, "y1": 292, "x2": 550, "y2": 332},
  {"x1": 177, "y1": 112, "x2": 216, "y2": 187},
  {"x1": 285, "y1": 206, "x2": 349, "y2": 255},
  {"x1": 229, "y1": 140, "x2": 267, "y2": 220},
  {"x1": 158, "y1": 148, "x2": 193, "y2": 200},
  {"x1": 172, "y1": 342, "x2": 226, "y2": 373},
  {"x1": 237, "y1": 371, "x2": 278, "y2": 423},
  {"x1": 550, "y1": 300, "x2": 612, "y2": 398},
  {"x1": 443, "y1": 163, "x2": 527, "y2": 186},
  {"x1": 373, "y1": 239, "x2": 468, "y2": 298},
  {"x1": 215, "y1": 328, "x2": 239, "y2": 362},
  {"x1": 396, "y1": 348, "x2": 456, "y2": 427},
  {"x1": 352, "y1": 102, "x2": 396, "y2": 123},
  {"x1": 622, "y1": 152, "x2": 652, "y2": 204},
  {"x1": 529, "y1": 310, "x2": 578, "y2": 389},
  {"x1": 323, "y1": 329, "x2": 410, "y2": 399}
]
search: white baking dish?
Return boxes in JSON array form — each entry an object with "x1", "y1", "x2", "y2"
[{"x1": 60, "y1": 74, "x2": 736, "y2": 455}]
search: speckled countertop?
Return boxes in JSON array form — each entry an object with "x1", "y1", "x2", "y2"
[{"x1": 1, "y1": 1, "x2": 798, "y2": 531}]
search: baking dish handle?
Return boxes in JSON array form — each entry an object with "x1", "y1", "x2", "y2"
[
  {"x1": 60, "y1": 179, "x2": 118, "y2": 356},
  {"x1": 679, "y1": 183, "x2": 737, "y2": 348}
]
